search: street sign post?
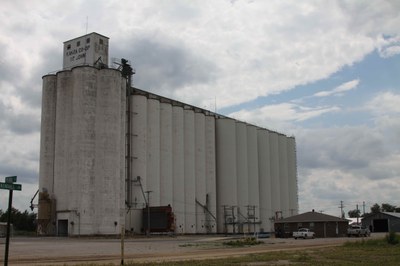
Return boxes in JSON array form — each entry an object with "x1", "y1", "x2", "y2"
[
  {"x1": 5, "y1": 176, "x2": 17, "y2": 184},
  {"x1": 1, "y1": 176, "x2": 22, "y2": 266},
  {"x1": 0, "y1": 182, "x2": 22, "y2": 191}
]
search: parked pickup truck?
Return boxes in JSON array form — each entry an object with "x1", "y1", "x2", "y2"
[
  {"x1": 347, "y1": 225, "x2": 370, "y2": 237},
  {"x1": 293, "y1": 228, "x2": 315, "y2": 239}
]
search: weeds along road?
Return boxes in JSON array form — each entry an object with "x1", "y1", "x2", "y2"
[{"x1": 0, "y1": 233, "x2": 386, "y2": 265}]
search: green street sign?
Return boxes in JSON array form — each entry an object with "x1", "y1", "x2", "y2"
[
  {"x1": 5, "y1": 176, "x2": 17, "y2": 184},
  {"x1": 0, "y1": 182, "x2": 22, "y2": 191}
]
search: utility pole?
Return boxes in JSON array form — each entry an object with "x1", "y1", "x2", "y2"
[
  {"x1": 356, "y1": 204, "x2": 359, "y2": 224},
  {"x1": 145, "y1": 190, "x2": 152, "y2": 237},
  {"x1": 339, "y1": 201, "x2": 345, "y2": 218},
  {"x1": 363, "y1": 201, "x2": 365, "y2": 216}
]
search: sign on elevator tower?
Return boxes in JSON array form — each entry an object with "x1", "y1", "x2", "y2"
[{"x1": 63, "y1": 32, "x2": 109, "y2": 69}]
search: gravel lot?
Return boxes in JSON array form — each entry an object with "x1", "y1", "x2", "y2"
[{"x1": 0, "y1": 233, "x2": 385, "y2": 265}]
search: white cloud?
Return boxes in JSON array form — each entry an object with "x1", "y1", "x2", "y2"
[
  {"x1": 229, "y1": 103, "x2": 340, "y2": 134},
  {"x1": 313, "y1": 79, "x2": 360, "y2": 97},
  {"x1": 366, "y1": 91, "x2": 400, "y2": 114}
]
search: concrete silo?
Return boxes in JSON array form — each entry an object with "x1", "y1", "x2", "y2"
[
  {"x1": 247, "y1": 125, "x2": 260, "y2": 233},
  {"x1": 257, "y1": 129, "x2": 272, "y2": 233},
  {"x1": 235, "y1": 122, "x2": 249, "y2": 232},
  {"x1": 195, "y1": 112, "x2": 207, "y2": 233},
  {"x1": 172, "y1": 105, "x2": 185, "y2": 233},
  {"x1": 216, "y1": 118, "x2": 238, "y2": 233},
  {"x1": 184, "y1": 109, "x2": 196, "y2": 233},
  {"x1": 269, "y1": 131, "x2": 281, "y2": 220},
  {"x1": 40, "y1": 66, "x2": 126, "y2": 236},
  {"x1": 146, "y1": 99, "x2": 161, "y2": 207},
  {"x1": 287, "y1": 137, "x2": 298, "y2": 215},
  {"x1": 126, "y1": 94, "x2": 147, "y2": 233},
  {"x1": 205, "y1": 115, "x2": 217, "y2": 233},
  {"x1": 278, "y1": 134, "x2": 289, "y2": 218},
  {"x1": 159, "y1": 102, "x2": 173, "y2": 207}
]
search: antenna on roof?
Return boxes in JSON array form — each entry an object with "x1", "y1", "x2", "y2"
[{"x1": 85, "y1": 16, "x2": 89, "y2": 34}]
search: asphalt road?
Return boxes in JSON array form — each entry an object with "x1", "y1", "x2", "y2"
[{"x1": 0, "y1": 233, "x2": 386, "y2": 265}]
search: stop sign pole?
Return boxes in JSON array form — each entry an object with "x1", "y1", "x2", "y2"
[{"x1": 1, "y1": 176, "x2": 22, "y2": 266}]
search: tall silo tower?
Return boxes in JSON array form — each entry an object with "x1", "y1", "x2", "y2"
[{"x1": 38, "y1": 33, "x2": 126, "y2": 236}]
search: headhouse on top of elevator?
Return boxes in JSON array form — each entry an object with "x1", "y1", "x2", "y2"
[{"x1": 63, "y1": 32, "x2": 109, "y2": 70}]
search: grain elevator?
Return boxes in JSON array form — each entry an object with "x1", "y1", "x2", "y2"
[{"x1": 38, "y1": 33, "x2": 298, "y2": 236}]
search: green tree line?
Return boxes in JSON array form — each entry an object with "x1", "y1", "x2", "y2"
[
  {"x1": 348, "y1": 203, "x2": 400, "y2": 218},
  {"x1": 0, "y1": 208, "x2": 36, "y2": 232}
]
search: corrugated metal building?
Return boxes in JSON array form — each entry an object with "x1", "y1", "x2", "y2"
[
  {"x1": 38, "y1": 32, "x2": 299, "y2": 236},
  {"x1": 362, "y1": 212, "x2": 400, "y2": 233}
]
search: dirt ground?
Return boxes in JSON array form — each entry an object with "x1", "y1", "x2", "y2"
[{"x1": 0, "y1": 233, "x2": 385, "y2": 265}]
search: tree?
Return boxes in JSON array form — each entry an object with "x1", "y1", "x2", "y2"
[
  {"x1": 370, "y1": 203, "x2": 381, "y2": 214},
  {"x1": 0, "y1": 208, "x2": 36, "y2": 232},
  {"x1": 381, "y1": 203, "x2": 396, "y2": 212},
  {"x1": 348, "y1": 209, "x2": 361, "y2": 218}
]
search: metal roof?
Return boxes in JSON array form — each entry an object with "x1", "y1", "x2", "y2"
[
  {"x1": 382, "y1": 212, "x2": 400, "y2": 219},
  {"x1": 275, "y1": 211, "x2": 348, "y2": 223}
]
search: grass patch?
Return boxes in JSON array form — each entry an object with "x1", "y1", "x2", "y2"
[{"x1": 223, "y1": 237, "x2": 262, "y2": 247}]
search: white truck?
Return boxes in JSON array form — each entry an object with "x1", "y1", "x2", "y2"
[
  {"x1": 293, "y1": 228, "x2": 315, "y2": 239},
  {"x1": 347, "y1": 225, "x2": 370, "y2": 237}
]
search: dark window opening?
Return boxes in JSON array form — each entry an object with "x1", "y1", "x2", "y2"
[
  {"x1": 77, "y1": 41, "x2": 80, "y2": 47},
  {"x1": 86, "y1": 38, "x2": 90, "y2": 43},
  {"x1": 99, "y1": 39, "x2": 103, "y2": 45},
  {"x1": 67, "y1": 44, "x2": 71, "y2": 50}
]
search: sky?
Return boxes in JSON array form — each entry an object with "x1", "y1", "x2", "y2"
[{"x1": 0, "y1": 0, "x2": 399, "y2": 218}]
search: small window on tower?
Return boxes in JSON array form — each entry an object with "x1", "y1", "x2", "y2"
[
  {"x1": 77, "y1": 41, "x2": 80, "y2": 47},
  {"x1": 99, "y1": 39, "x2": 103, "y2": 45},
  {"x1": 67, "y1": 44, "x2": 71, "y2": 50},
  {"x1": 86, "y1": 38, "x2": 90, "y2": 44}
]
